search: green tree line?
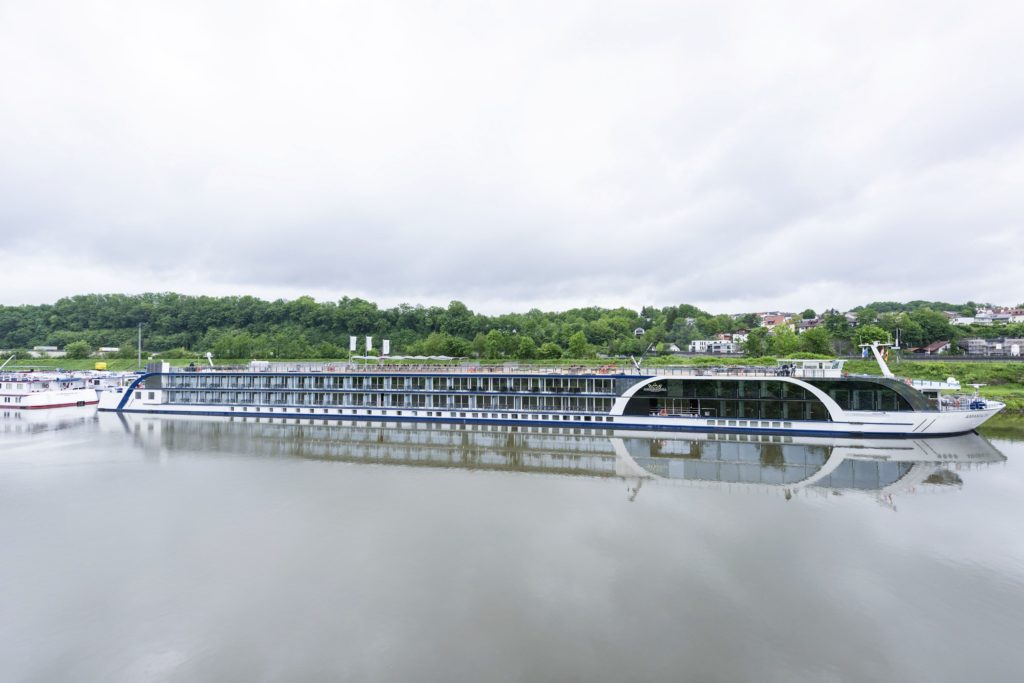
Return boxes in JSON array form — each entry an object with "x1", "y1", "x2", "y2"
[{"x1": 0, "y1": 293, "x2": 1019, "y2": 360}]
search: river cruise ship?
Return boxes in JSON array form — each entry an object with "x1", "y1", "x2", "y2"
[{"x1": 98, "y1": 347, "x2": 1004, "y2": 437}]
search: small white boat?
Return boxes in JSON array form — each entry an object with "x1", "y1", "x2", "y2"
[{"x1": 0, "y1": 371, "x2": 109, "y2": 409}]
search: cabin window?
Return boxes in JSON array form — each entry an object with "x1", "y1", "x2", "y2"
[
  {"x1": 805, "y1": 379, "x2": 919, "y2": 412},
  {"x1": 739, "y1": 382, "x2": 760, "y2": 399},
  {"x1": 624, "y1": 379, "x2": 831, "y2": 422}
]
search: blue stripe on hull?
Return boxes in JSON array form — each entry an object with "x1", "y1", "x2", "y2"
[
  {"x1": 104, "y1": 406, "x2": 975, "y2": 439},
  {"x1": 115, "y1": 374, "x2": 151, "y2": 411}
]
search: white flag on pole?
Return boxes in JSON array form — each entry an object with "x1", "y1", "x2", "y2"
[
  {"x1": 365, "y1": 336, "x2": 373, "y2": 352},
  {"x1": 349, "y1": 336, "x2": 357, "y2": 352},
  {"x1": 382, "y1": 339, "x2": 390, "y2": 356}
]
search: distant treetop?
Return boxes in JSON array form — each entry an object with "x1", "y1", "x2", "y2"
[{"x1": 0, "y1": 293, "x2": 1017, "y2": 360}]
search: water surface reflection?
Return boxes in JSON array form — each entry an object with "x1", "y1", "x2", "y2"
[
  {"x1": 1, "y1": 410, "x2": 1022, "y2": 682},
  {"x1": 112, "y1": 413, "x2": 1005, "y2": 507}
]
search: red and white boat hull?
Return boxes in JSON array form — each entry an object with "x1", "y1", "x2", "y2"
[{"x1": 1, "y1": 388, "x2": 98, "y2": 409}]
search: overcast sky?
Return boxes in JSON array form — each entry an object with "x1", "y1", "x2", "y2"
[{"x1": 1, "y1": 1, "x2": 1021, "y2": 314}]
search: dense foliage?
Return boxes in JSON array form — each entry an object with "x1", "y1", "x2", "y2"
[
  {"x1": 0, "y1": 293, "x2": 654, "y2": 359},
  {"x1": 0, "y1": 293, "x2": 1020, "y2": 360}
]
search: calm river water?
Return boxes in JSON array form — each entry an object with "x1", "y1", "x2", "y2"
[{"x1": 2, "y1": 409, "x2": 1023, "y2": 682}]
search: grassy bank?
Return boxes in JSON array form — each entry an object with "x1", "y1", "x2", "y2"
[
  {"x1": 977, "y1": 413, "x2": 1024, "y2": 442},
  {"x1": 4, "y1": 358, "x2": 149, "y2": 371}
]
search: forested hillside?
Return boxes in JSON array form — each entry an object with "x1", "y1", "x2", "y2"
[{"x1": 0, "y1": 293, "x2": 1019, "y2": 359}]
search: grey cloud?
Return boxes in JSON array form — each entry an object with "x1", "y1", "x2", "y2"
[{"x1": 1, "y1": 1, "x2": 1022, "y2": 312}]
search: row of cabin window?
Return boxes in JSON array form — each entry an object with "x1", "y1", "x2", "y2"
[
  {"x1": 638, "y1": 380, "x2": 817, "y2": 400},
  {"x1": 636, "y1": 379, "x2": 913, "y2": 412},
  {"x1": 167, "y1": 375, "x2": 616, "y2": 394},
  {"x1": 165, "y1": 391, "x2": 613, "y2": 412}
]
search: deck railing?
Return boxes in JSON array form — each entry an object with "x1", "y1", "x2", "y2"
[
  {"x1": 648, "y1": 408, "x2": 703, "y2": 417},
  {"x1": 164, "y1": 362, "x2": 934, "y2": 385},
  {"x1": 939, "y1": 396, "x2": 995, "y2": 412},
  {"x1": 183, "y1": 362, "x2": 840, "y2": 378}
]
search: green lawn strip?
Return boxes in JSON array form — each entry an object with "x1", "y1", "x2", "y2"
[
  {"x1": 977, "y1": 413, "x2": 1024, "y2": 441},
  {"x1": 3, "y1": 358, "x2": 144, "y2": 371}
]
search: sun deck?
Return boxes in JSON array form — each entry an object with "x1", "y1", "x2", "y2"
[{"x1": 176, "y1": 357, "x2": 848, "y2": 380}]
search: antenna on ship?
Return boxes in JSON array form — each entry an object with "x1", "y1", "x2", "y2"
[
  {"x1": 859, "y1": 340, "x2": 896, "y2": 378},
  {"x1": 0, "y1": 354, "x2": 14, "y2": 371},
  {"x1": 630, "y1": 342, "x2": 655, "y2": 373},
  {"x1": 206, "y1": 352, "x2": 215, "y2": 368}
]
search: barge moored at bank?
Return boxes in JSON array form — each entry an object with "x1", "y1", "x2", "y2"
[{"x1": 98, "y1": 347, "x2": 1004, "y2": 437}]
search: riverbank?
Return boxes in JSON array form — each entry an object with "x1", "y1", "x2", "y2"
[
  {"x1": 2, "y1": 359, "x2": 145, "y2": 372},
  {"x1": 977, "y1": 413, "x2": 1024, "y2": 442}
]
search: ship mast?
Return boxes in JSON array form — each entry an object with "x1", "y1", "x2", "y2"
[{"x1": 859, "y1": 341, "x2": 895, "y2": 378}]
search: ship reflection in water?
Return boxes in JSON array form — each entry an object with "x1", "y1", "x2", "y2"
[
  {"x1": 1, "y1": 405, "x2": 96, "y2": 435},
  {"x1": 107, "y1": 412, "x2": 1005, "y2": 508}
]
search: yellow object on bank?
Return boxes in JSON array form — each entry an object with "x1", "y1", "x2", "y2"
[{"x1": 94, "y1": 362, "x2": 108, "y2": 370}]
